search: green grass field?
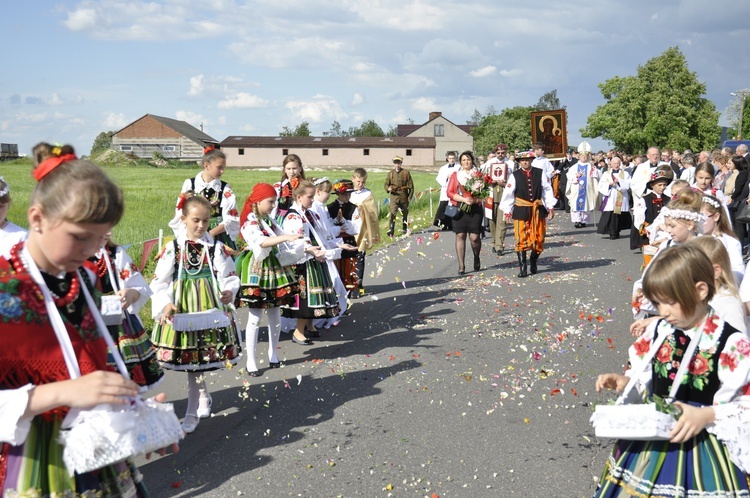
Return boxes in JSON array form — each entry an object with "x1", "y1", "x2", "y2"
[{"x1": 0, "y1": 159, "x2": 443, "y2": 269}]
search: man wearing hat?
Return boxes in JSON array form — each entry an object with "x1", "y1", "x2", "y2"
[
  {"x1": 564, "y1": 141, "x2": 600, "y2": 228},
  {"x1": 499, "y1": 151, "x2": 556, "y2": 277},
  {"x1": 482, "y1": 144, "x2": 510, "y2": 255},
  {"x1": 384, "y1": 155, "x2": 414, "y2": 237}
]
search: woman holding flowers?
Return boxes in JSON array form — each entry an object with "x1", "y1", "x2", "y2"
[{"x1": 446, "y1": 151, "x2": 490, "y2": 275}]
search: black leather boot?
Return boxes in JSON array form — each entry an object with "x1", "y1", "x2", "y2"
[
  {"x1": 529, "y1": 251, "x2": 539, "y2": 274},
  {"x1": 517, "y1": 251, "x2": 528, "y2": 278},
  {"x1": 387, "y1": 221, "x2": 395, "y2": 237}
]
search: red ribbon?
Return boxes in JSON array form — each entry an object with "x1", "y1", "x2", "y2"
[
  {"x1": 203, "y1": 145, "x2": 215, "y2": 155},
  {"x1": 33, "y1": 154, "x2": 78, "y2": 181}
]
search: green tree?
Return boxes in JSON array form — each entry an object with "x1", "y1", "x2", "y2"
[
  {"x1": 279, "y1": 121, "x2": 311, "y2": 137},
  {"x1": 581, "y1": 46, "x2": 720, "y2": 153},
  {"x1": 90, "y1": 131, "x2": 113, "y2": 155},
  {"x1": 534, "y1": 90, "x2": 562, "y2": 111},
  {"x1": 350, "y1": 119, "x2": 385, "y2": 137},
  {"x1": 323, "y1": 120, "x2": 348, "y2": 137},
  {"x1": 724, "y1": 90, "x2": 750, "y2": 140},
  {"x1": 471, "y1": 106, "x2": 535, "y2": 155}
]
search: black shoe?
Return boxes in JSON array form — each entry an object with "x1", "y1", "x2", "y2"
[
  {"x1": 305, "y1": 330, "x2": 320, "y2": 338},
  {"x1": 517, "y1": 252, "x2": 528, "y2": 278},
  {"x1": 498, "y1": 247, "x2": 504, "y2": 256},
  {"x1": 473, "y1": 257, "x2": 480, "y2": 272},
  {"x1": 387, "y1": 232, "x2": 394, "y2": 238},
  {"x1": 291, "y1": 335, "x2": 313, "y2": 345},
  {"x1": 269, "y1": 361, "x2": 281, "y2": 369},
  {"x1": 247, "y1": 370, "x2": 261, "y2": 377},
  {"x1": 458, "y1": 268, "x2": 465, "y2": 275}
]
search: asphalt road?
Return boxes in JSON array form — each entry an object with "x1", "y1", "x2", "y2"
[{"x1": 136, "y1": 213, "x2": 642, "y2": 498}]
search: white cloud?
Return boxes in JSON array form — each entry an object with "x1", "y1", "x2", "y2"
[
  {"x1": 469, "y1": 66, "x2": 497, "y2": 78},
  {"x1": 411, "y1": 97, "x2": 436, "y2": 114},
  {"x1": 48, "y1": 93, "x2": 65, "y2": 106},
  {"x1": 352, "y1": 93, "x2": 364, "y2": 105},
  {"x1": 103, "y1": 112, "x2": 129, "y2": 129},
  {"x1": 217, "y1": 92, "x2": 269, "y2": 109},
  {"x1": 285, "y1": 97, "x2": 346, "y2": 123},
  {"x1": 188, "y1": 74, "x2": 205, "y2": 97},
  {"x1": 63, "y1": 8, "x2": 97, "y2": 31},
  {"x1": 62, "y1": 1, "x2": 229, "y2": 41}
]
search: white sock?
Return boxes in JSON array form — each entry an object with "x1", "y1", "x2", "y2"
[
  {"x1": 186, "y1": 372, "x2": 206, "y2": 417},
  {"x1": 245, "y1": 309, "x2": 262, "y2": 372},
  {"x1": 267, "y1": 307, "x2": 281, "y2": 363}
]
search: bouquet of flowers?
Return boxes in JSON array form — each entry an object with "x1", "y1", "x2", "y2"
[{"x1": 459, "y1": 170, "x2": 493, "y2": 212}]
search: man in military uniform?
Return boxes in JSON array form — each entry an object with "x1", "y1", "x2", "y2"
[{"x1": 384, "y1": 155, "x2": 414, "y2": 237}]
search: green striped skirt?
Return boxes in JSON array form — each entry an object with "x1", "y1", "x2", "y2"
[
  {"x1": 281, "y1": 259, "x2": 340, "y2": 319},
  {"x1": 235, "y1": 248, "x2": 299, "y2": 309},
  {"x1": 151, "y1": 267, "x2": 241, "y2": 371},
  {"x1": 594, "y1": 431, "x2": 749, "y2": 497}
]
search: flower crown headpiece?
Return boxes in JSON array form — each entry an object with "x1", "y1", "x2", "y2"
[
  {"x1": 0, "y1": 176, "x2": 8, "y2": 197},
  {"x1": 702, "y1": 196, "x2": 721, "y2": 209},
  {"x1": 313, "y1": 177, "x2": 329, "y2": 186},
  {"x1": 331, "y1": 179, "x2": 354, "y2": 194},
  {"x1": 33, "y1": 147, "x2": 78, "y2": 182},
  {"x1": 662, "y1": 207, "x2": 705, "y2": 224},
  {"x1": 649, "y1": 170, "x2": 672, "y2": 183},
  {"x1": 203, "y1": 145, "x2": 216, "y2": 155}
]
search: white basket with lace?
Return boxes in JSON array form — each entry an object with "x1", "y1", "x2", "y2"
[{"x1": 21, "y1": 246, "x2": 183, "y2": 475}]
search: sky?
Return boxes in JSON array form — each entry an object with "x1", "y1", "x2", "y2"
[{"x1": 1, "y1": 0, "x2": 749, "y2": 157}]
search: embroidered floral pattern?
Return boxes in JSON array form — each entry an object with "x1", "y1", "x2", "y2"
[{"x1": 0, "y1": 278, "x2": 48, "y2": 324}]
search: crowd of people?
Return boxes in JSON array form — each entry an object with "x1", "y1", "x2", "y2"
[{"x1": 2, "y1": 139, "x2": 750, "y2": 496}]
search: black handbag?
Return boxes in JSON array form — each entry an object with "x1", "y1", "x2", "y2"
[
  {"x1": 735, "y1": 202, "x2": 750, "y2": 224},
  {"x1": 444, "y1": 203, "x2": 460, "y2": 219}
]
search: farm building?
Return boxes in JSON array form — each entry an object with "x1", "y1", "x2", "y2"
[
  {"x1": 397, "y1": 112, "x2": 475, "y2": 163},
  {"x1": 220, "y1": 136, "x2": 437, "y2": 169},
  {"x1": 111, "y1": 114, "x2": 218, "y2": 161}
]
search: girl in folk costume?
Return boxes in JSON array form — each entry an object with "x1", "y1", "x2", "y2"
[
  {"x1": 596, "y1": 156, "x2": 632, "y2": 240},
  {"x1": 632, "y1": 190, "x2": 704, "y2": 319},
  {"x1": 235, "y1": 183, "x2": 303, "y2": 377},
  {"x1": 151, "y1": 194, "x2": 241, "y2": 433},
  {"x1": 281, "y1": 180, "x2": 341, "y2": 345},
  {"x1": 90, "y1": 234, "x2": 164, "y2": 390},
  {"x1": 0, "y1": 150, "x2": 170, "y2": 496},
  {"x1": 499, "y1": 151, "x2": 557, "y2": 278},
  {"x1": 169, "y1": 146, "x2": 240, "y2": 251},
  {"x1": 0, "y1": 176, "x2": 28, "y2": 259},
  {"x1": 594, "y1": 244, "x2": 750, "y2": 497},
  {"x1": 325, "y1": 179, "x2": 362, "y2": 296},
  {"x1": 310, "y1": 178, "x2": 351, "y2": 329},
  {"x1": 565, "y1": 141, "x2": 600, "y2": 228},
  {"x1": 630, "y1": 166, "x2": 672, "y2": 251},
  {"x1": 273, "y1": 154, "x2": 305, "y2": 221},
  {"x1": 700, "y1": 194, "x2": 745, "y2": 284},
  {"x1": 693, "y1": 161, "x2": 729, "y2": 205}
]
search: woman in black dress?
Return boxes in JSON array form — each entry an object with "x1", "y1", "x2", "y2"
[{"x1": 446, "y1": 151, "x2": 484, "y2": 275}]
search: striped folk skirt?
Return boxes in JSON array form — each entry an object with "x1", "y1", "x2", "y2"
[
  {"x1": 106, "y1": 308, "x2": 164, "y2": 390},
  {"x1": 235, "y1": 249, "x2": 300, "y2": 309},
  {"x1": 281, "y1": 259, "x2": 340, "y2": 319},
  {"x1": 334, "y1": 255, "x2": 359, "y2": 292},
  {"x1": 513, "y1": 218, "x2": 547, "y2": 254},
  {"x1": 151, "y1": 267, "x2": 241, "y2": 371},
  {"x1": 594, "y1": 432, "x2": 749, "y2": 497},
  {"x1": 0, "y1": 418, "x2": 147, "y2": 497}
]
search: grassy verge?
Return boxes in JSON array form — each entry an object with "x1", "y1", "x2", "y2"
[{"x1": 0, "y1": 158, "x2": 443, "y2": 326}]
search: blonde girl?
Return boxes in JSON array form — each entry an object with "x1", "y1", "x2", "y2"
[
  {"x1": 0, "y1": 147, "x2": 170, "y2": 495},
  {"x1": 280, "y1": 180, "x2": 340, "y2": 345},
  {"x1": 151, "y1": 194, "x2": 241, "y2": 433},
  {"x1": 274, "y1": 154, "x2": 306, "y2": 220},
  {"x1": 701, "y1": 194, "x2": 744, "y2": 283}
]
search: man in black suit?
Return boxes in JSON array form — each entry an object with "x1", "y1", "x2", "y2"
[{"x1": 555, "y1": 149, "x2": 577, "y2": 212}]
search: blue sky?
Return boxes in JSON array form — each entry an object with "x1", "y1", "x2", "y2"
[{"x1": 1, "y1": 0, "x2": 749, "y2": 157}]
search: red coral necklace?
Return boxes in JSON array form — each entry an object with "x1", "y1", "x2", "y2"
[{"x1": 10, "y1": 243, "x2": 81, "y2": 307}]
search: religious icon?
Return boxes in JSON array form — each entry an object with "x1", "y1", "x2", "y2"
[{"x1": 530, "y1": 109, "x2": 567, "y2": 160}]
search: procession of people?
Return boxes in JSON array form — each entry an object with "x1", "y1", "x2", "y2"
[{"x1": 3, "y1": 138, "x2": 750, "y2": 497}]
